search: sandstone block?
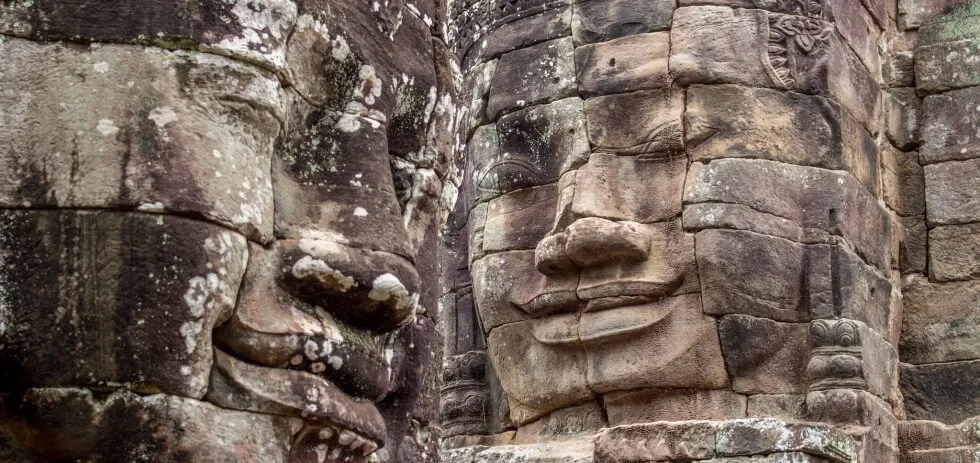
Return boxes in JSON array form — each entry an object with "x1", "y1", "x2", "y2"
[
  {"x1": 715, "y1": 419, "x2": 857, "y2": 461},
  {"x1": 484, "y1": 7, "x2": 572, "y2": 60},
  {"x1": 900, "y1": 360, "x2": 980, "y2": 424},
  {"x1": 472, "y1": 439, "x2": 595, "y2": 462},
  {"x1": 594, "y1": 421, "x2": 718, "y2": 462},
  {"x1": 881, "y1": 146, "x2": 925, "y2": 217},
  {"x1": 0, "y1": 388, "x2": 293, "y2": 462},
  {"x1": 585, "y1": 294, "x2": 730, "y2": 393},
  {"x1": 574, "y1": 32, "x2": 670, "y2": 98},
  {"x1": 718, "y1": 315, "x2": 811, "y2": 394},
  {"x1": 747, "y1": 394, "x2": 806, "y2": 421},
  {"x1": 900, "y1": 276, "x2": 980, "y2": 364},
  {"x1": 687, "y1": 159, "x2": 892, "y2": 273},
  {"x1": 467, "y1": 98, "x2": 589, "y2": 204},
  {"x1": 884, "y1": 89, "x2": 921, "y2": 154},
  {"x1": 471, "y1": 251, "x2": 545, "y2": 330},
  {"x1": 0, "y1": 38, "x2": 282, "y2": 241},
  {"x1": 915, "y1": 39, "x2": 980, "y2": 94},
  {"x1": 685, "y1": 84, "x2": 877, "y2": 191},
  {"x1": 882, "y1": 28, "x2": 918, "y2": 88},
  {"x1": 512, "y1": 401, "x2": 606, "y2": 444},
  {"x1": 683, "y1": 202, "x2": 805, "y2": 243},
  {"x1": 898, "y1": 215, "x2": 929, "y2": 273},
  {"x1": 484, "y1": 185, "x2": 558, "y2": 252},
  {"x1": 487, "y1": 320, "x2": 593, "y2": 424},
  {"x1": 0, "y1": 0, "x2": 296, "y2": 70},
  {"x1": 929, "y1": 223, "x2": 980, "y2": 282},
  {"x1": 671, "y1": 7, "x2": 881, "y2": 133},
  {"x1": 825, "y1": 0, "x2": 881, "y2": 76},
  {"x1": 924, "y1": 158, "x2": 980, "y2": 226},
  {"x1": 571, "y1": 0, "x2": 674, "y2": 45},
  {"x1": 486, "y1": 38, "x2": 577, "y2": 120},
  {"x1": 899, "y1": 416, "x2": 980, "y2": 451},
  {"x1": 898, "y1": 0, "x2": 974, "y2": 30},
  {"x1": 920, "y1": 86, "x2": 980, "y2": 164},
  {"x1": 584, "y1": 88, "x2": 684, "y2": 154},
  {"x1": 604, "y1": 388, "x2": 747, "y2": 425},
  {"x1": 0, "y1": 210, "x2": 246, "y2": 398},
  {"x1": 572, "y1": 153, "x2": 686, "y2": 223}
]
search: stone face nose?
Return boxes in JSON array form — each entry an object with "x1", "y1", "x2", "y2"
[{"x1": 535, "y1": 217, "x2": 651, "y2": 274}]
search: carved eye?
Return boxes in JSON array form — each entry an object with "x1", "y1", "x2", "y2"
[{"x1": 476, "y1": 158, "x2": 547, "y2": 195}]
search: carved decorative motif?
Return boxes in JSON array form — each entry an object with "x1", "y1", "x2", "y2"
[
  {"x1": 765, "y1": 13, "x2": 832, "y2": 88},
  {"x1": 440, "y1": 351, "x2": 491, "y2": 436},
  {"x1": 807, "y1": 319, "x2": 868, "y2": 391}
]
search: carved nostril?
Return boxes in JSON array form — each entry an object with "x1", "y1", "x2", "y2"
[
  {"x1": 565, "y1": 217, "x2": 650, "y2": 267},
  {"x1": 535, "y1": 233, "x2": 576, "y2": 275}
]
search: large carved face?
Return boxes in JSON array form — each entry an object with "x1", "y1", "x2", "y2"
[
  {"x1": 462, "y1": 94, "x2": 728, "y2": 424},
  {"x1": 0, "y1": 2, "x2": 451, "y2": 461}
]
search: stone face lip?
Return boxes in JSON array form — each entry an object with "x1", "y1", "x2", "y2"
[{"x1": 207, "y1": 349, "x2": 387, "y2": 444}]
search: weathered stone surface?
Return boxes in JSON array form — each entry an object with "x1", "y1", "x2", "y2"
[
  {"x1": 915, "y1": 34, "x2": 980, "y2": 94},
  {"x1": 571, "y1": 0, "x2": 674, "y2": 45},
  {"x1": 0, "y1": 0, "x2": 297, "y2": 69},
  {"x1": 584, "y1": 88, "x2": 684, "y2": 154},
  {"x1": 484, "y1": 185, "x2": 557, "y2": 252},
  {"x1": 686, "y1": 84, "x2": 877, "y2": 191},
  {"x1": 882, "y1": 28, "x2": 919, "y2": 88},
  {"x1": 898, "y1": 0, "x2": 974, "y2": 30},
  {"x1": 471, "y1": 438, "x2": 595, "y2": 462},
  {"x1": 719, "y1": 315, "x2": 811, "y2": 394},
  {"x1": 884, "y1": 88, "x2": 921, "y2": 152},
  {"x1": 900, "y1": 360, "x2": 980, "y2": 424},
  {"x1": 0, "y1": 388, "x2": 293, "y2": 462},
  {"x1": 697, "y1": 230, "x2": 892, "y2": 333},
  {"x1": 671, "y1": 7, "x2": 881, "y2": 134},
  {"x1": 572, "y1": 153, "x2": 686, "y2": 223},
  {"x1": 594, "y1": 421, "x2": 718, "y2": 462},
  {"x1": 900, "y1": 276, "x2": 980, "y2": 364},
  {"x1": 467, "y1": 97, "x2": 589, "y2": 204},
  {"x1": 902, "y1": 447, "x2": 980, "y2": 463},
  {"x1": 586, "y1": 294, "x2": 730, "y2": 393},
  {"x1": 881, "y1": 146, "x2": 925, "y2": 217},
  {"x1": 898, "y1": 215, "x2": 929, "y2": 273},
  {"x1": 687, "y1": 159, "x2": 892, "y2": 273},
  {"x1": 486, "y1": 319, "x2": 593, "y2": 424},
  {"x1": 899, "y1": 416, "x2": 980, "y2": 451},
  {"x1": 604, "y1": 388, "x2": 747, "y2": 425},
  {"x1": 574, "y1": 32, "x2": 670, "y2": 97},
  {"x1": 486, "y1": 38, "x2": 577, "y2": 120},
  {"x1": 924, "y1": 158, "x2": 980, "y2": 226},
  {"x1": 0, "y1": 210, "x2": 246, "y2": 398},
  {"x1": 484, "y1": 7, "x2": 572, "y2": 60},
  {"x1": 747, "y1": 394, "x2": 806, "y2": 421},
  {"x1": 512, "y1": 401, "x2": 605, "y2": 443},
  {"x1": 920, "y1": 86, "x2": 980, "y2": 164},
  {"x1": 826, "y1": 0, "x2": 881, "y2": 76},
  {"x1": 929, "y1": 223, "x2": 980, "y2": 282},
  {"x1": 472, "y1": 250, "x2": 576, "y2": 330},
  {"x1": 715, "y1": 419, "x2": 857, "y2": 461},
  {"x1": 0, "y1": 37, "x2": 282, "y2": 241}
]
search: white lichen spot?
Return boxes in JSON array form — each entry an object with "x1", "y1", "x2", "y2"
[
  {"x1": 336, "y1": 114, "x2": 362, "y2": 132},
  {"x1": 368, "y1": 273, "x2": 413, "y2": 311},
  {"x1": 96, "y1": 119, "x2": 120, "y2": 137},
  {"x1": 148, "y1": 107, "x2": 178, "y2": 128},
  {"x1": 331, "y1": 35, "x2": 351, "y2": 61},
  {"x1": 311, "y1": 362, "x2": 326, "y2": 373},
  {"x1": 180, "y1": 365, "x2": 192, "y2": 376},
  {"x1": 93, "y1": 61, "x2": 110, "y2": 73},
  {"x1": 179, "y1": 320, "x2": 203, "y2": 353},
  {"x1": 292, "y1": 256, "x2": 356, "y2": 291},
  {"x1": 353, "y1": 207, "x2": 369, "y2": 217},
  {"x1": 137, "y1": 202, "x2": 166, "y2": 213}
]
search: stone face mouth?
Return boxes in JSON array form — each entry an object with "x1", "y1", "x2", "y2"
[{"x1": 530, "y1": 300, "x2": 674, "y2": 346}]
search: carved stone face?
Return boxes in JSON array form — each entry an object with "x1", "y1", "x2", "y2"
[
  {"x1": 0, "y1": 2, "x2": 451, "y2": 461},
  {"x1": 463, "y1": 94, "x2": 729, "y2": 424}
]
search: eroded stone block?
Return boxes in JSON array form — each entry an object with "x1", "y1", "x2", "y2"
[
  {"x1": 574, "y1": 32, "x2": 670, "y2": 97},
  {"x1": 900, "y1": 360, "x2": 980, "y2": 424},
  {"x1": 929, "y1": 223, "x2": 980, "y2": 282},
  {"x1": 573, "y1": 153, "x2": 686, "y2": 223},
  {"x1": 924, "y1": 158, "x2": 980, "y2": 226},
  {"x1": 920, "y1": 86, "x2": 980, "y2": 164},
  {"x1": 594, "y1": 421, "x2": 718, "y2": 462},
  {"x1": 484, "y1": 7, "x2": 572, "y2": 59},
  {"x1": 584, "y1": 88, "x2": 684, "y2": 154},
  {"x1": 900, "y1": 276, "x2": 980, "y2": 364},
  {"x1": 571, "y1": 0, "x2": 674, "y2": 45},
  {"x1": 715, "y1": 419, "x2": 857, "y2": 461},
  {"x1": 604, "y1": 388, "x2": 747, "y2": 425},
  {"x1": 0, "y1": 210, "x2": 247, "y2": 398},
  {"x1": 486, "y1": 38, "x2": 577, "y2": 120},
  {"x1": 719, "y1": 315, "x2": 811, "y2": 394},
  {"x1": 881, "y1": 146, "x2": 925, "y2": 217}
]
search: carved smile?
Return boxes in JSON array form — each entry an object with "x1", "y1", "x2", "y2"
[{"x1": 530, "y1": 300, "x2": 675, "y2": 346}]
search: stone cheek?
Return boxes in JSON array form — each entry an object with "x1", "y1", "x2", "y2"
[
  {"x1": 0, "y1": 38, "x2": 283, "y2": 242},
  {"x1": 0, "y1": 210, "x2": 248, "y2": 399}
]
